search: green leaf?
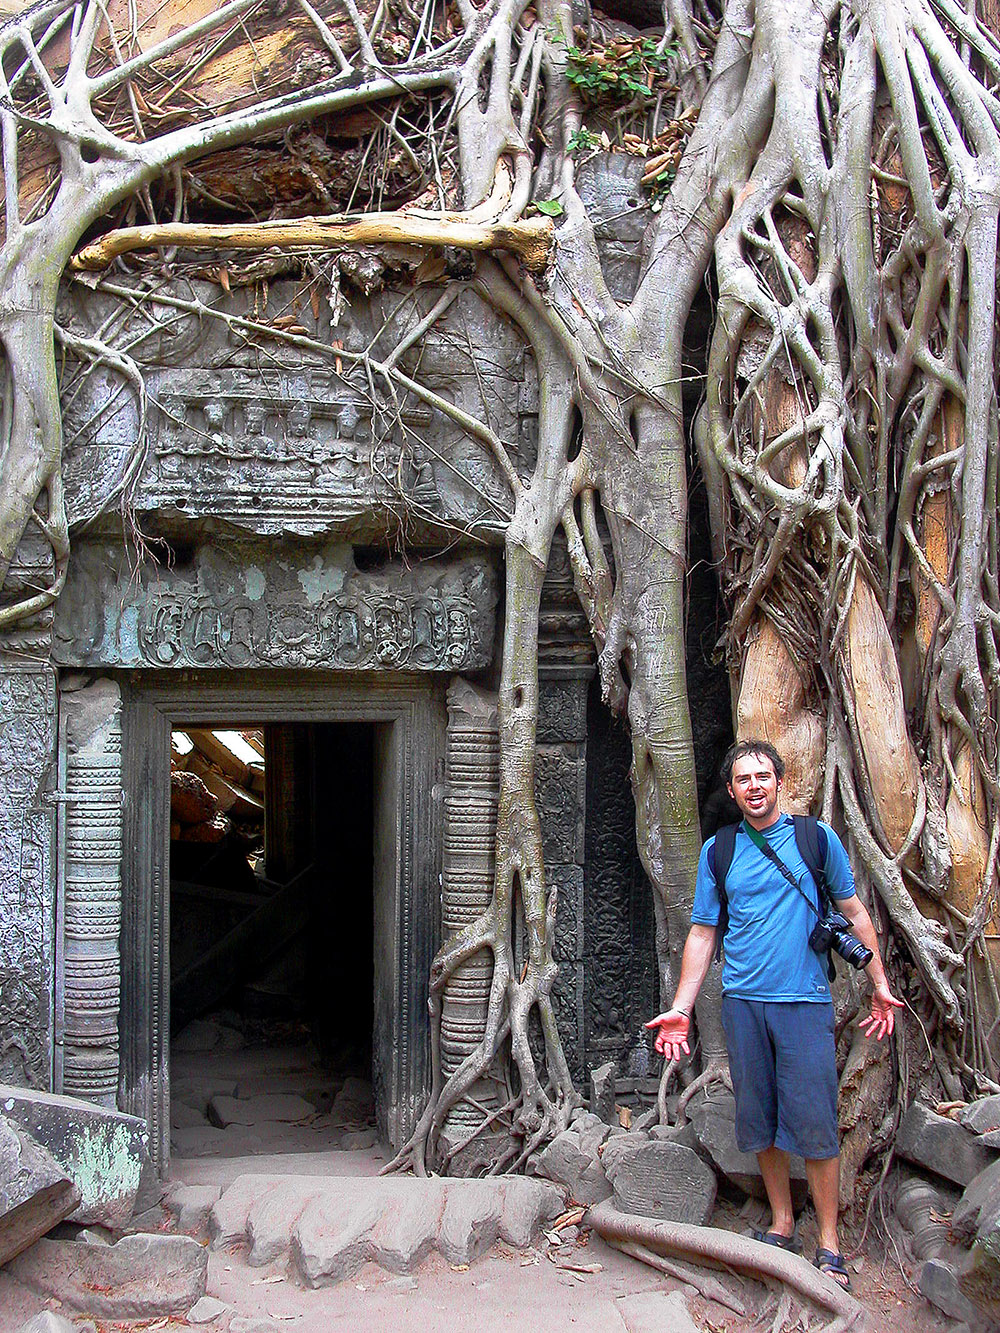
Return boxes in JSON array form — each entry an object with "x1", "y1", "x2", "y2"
[{"x1": 536, "y1": 199, "x2": 565, "y2": 217}]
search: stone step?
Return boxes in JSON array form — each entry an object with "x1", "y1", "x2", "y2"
[{"x1": 201, "y1": 1173, "x2": 565, "y2": 1285}]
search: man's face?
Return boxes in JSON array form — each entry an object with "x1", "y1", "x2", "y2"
[{"x1": 728, "y1": 751, "x2": 781, "y2": 827}]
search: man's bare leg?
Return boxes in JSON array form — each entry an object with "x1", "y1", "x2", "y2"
[
  {"x1": 756, "y1": 1146, "x2": 795, "y2": 1238},
  {"x1": 805, "y1": 1154, "x2": 841, "y2": 1254}
]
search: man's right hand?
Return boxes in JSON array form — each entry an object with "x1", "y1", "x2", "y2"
[{"x1": 644, "y1": 1008, "x2": 691, "y2": 1062}]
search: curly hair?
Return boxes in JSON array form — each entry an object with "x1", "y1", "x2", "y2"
[{"x1": 721, "y1": 739, "x2": 786, "y2": 785}]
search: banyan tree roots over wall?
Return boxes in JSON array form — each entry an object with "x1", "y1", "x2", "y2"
[{"x1": 2, "y1": 0, "x2": 1000, "y2": 1191}]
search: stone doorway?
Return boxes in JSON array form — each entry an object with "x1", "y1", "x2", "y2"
[
  {"x1": 116, "y1": 673, "x2": 446, "y2": 1173},
  {"x1": 168, "y1": 721, "x2": 378, "y2": 1162}
]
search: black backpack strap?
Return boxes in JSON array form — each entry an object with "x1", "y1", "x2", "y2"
[
  {"x1": 791, "y1": 814, "x2": 836, "y2": 981},
  {"x1": 708, "y1": 823, "x2": 738, "y2": 962},
  {"x1": 791, "y1": 815, "x2": 830, "y2": 910}
]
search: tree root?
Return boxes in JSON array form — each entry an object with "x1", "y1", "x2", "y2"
[
  {"x1": 614, "y1": 1239, "x2": 748, "y2": 1315},
  {"x1": 587, "y1": 1200, "x2": 864, "y2": 1328},
  {"x1": 676, "y1": 1059, "x2": 733, "y2": 1121}
]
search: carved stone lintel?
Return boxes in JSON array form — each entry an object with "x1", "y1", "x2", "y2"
[
  {"x1": 0, "y1": 669, "x2": 57, "y2": 1090},
  {"x1": 54, "y1": 541, "x2": 498, "y2": 674},
  {"x1": 60, "y1": 680, "x2": 122, "y2": 1108}
]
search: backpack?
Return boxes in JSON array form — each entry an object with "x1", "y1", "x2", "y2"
[{"x1": 707, "y1": 815, "x2": 830, "y2": 963}]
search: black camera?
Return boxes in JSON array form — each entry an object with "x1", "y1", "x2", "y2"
[{"x1": 808, "y1": 911, "x2": 873, "y2": 970}]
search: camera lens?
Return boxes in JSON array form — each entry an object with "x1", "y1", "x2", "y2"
[{"x1": 831, "y1": 928, "x2": 873, "y2": 970}]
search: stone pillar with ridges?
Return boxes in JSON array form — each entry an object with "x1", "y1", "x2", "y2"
[
  {"x1": 438, "y1": 678, "x2": 504, "y2": 1172},
  {"x1": 61, "y1": 679, "x2": 122, "y2": 1107}
]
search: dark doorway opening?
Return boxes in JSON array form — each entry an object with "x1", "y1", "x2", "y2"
[{"x1": 168, "y1": 721, "x2": 376, "y2": 1160}]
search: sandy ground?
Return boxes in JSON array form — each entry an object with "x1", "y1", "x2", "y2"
[
  {"x1": 0, "y1": 1192, "x2": 961, "y2": 1333},
  {"x1": 0, "y1": 1033, "x2": 965, "y2": 1332}
]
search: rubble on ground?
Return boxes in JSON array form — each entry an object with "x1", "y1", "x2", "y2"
[
  {"x1": 0, "y1": 1118, "x2": 80, "y2": 1265},
  {"x1": 896, "y1": 1100, "x2": 999, "y2": 1187},
  {"x1": 892, "y1": 1094, "x2": 1000, "y2": 1331},
  {"x1": 7, "y1": 1231, "x2": 208, "y2": 1319},
  {"x1": 0, "y1": 1085, "x2": 151, "y2": 1229}
]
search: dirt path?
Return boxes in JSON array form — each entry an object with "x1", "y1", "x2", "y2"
[{"x1": 0, "y1": 1208, "x2": 961, "y2": 1333}]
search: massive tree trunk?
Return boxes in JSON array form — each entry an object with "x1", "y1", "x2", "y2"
[{"x1": 1, "y1": 0, "x2": 999, "y2": 1182}]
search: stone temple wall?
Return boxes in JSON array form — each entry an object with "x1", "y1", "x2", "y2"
[{"x1": 0, "y1": 157, "x2": 729, "y2": 1138}]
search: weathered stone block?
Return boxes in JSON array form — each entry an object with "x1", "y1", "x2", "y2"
[
  {"x1": 7, "y1": 1233, "x2": 208, "y2": 1318},
  {"x1": 0, "y1": 1084, "x2": 149, "y2": 1228},
  {"x1": 919, "y1": 1259, "x2": 984, "y2": 1326},
  {"x1": 340, "y1": 1128, "x2": 378, "y2": 1150},
  {"x1": 186, "y1": 1296, "x2": 230, "y2": 1324},
  {"x1": 958, "y1": 1233, "x2": 1000, "y2": 1324},
  {"x1": 589, "y1": 1062, "x2": 617, "y2": 1125},
  {"x1": 532, "y1": 1128, "x2": 611, "y2": 1206},
  {"x1": 0, "y1": 1116, "x2": 80, "y2": 1265},
  {"x1": 496, "y1": 1179, "x2": 564, "y2": 1248},
  {"x1": 953, "y1": 1159, "x2": 1000, "y2": 1247},
  {"x1": 572, "y1": 1109, "x2": 612, "y2": 1158},
  {"x1": 603, "y1": 1140, "x2": 716, "y2": 1225},
  {"x1": 897, "y1": 1102, "x2": 999, "y2": 1188},
  {"x1": 615, "y1": 1290, "x2": 700, "y2": 1333},
  {"x1": 166, "y1": 1183, "x2": 222, "y2": 1237},
  {"x1": 961, "y1": 1096, "x2": 1000, "y2": 1137},
  {"x1": 688, "y1": 1090, "x2": 807, "y2": 1205},
  {"x1": 209, "y1": 1093, "x2": 315, "y2": 1127},
  {"x1": 13, "y1": 1315, "x2": 79, "y2": 1333},
  {"x1": 437, "y1": 1179, "x2": 500, "y2": 1265}
]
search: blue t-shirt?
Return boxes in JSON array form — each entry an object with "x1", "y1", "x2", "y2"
[{"x1": 692, "y1": 815, "x2": 856, "y2": 1002}]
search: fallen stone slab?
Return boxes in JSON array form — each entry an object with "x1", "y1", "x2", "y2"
[
  {"x1": 172, "y1": 1102, "x2": 209, "y2": 1130},
  {"x1": 918, "y1": 1258, "x2": 985, "y2": 1325},
  {"x1": 330, "y1": 1078, "x2": 374, "y2": 1124},
  {"x1": 615, "y1": 1290, "x2": 700, "y2": 1333},
  {"x1": 340, "y1": 1128, "x2": 378, "y2": 1150},
  {"x1": 958, "y1": 1237, "x2": 1000, "y2": 1325},
  {"x1": 953, "y1": 1159, "x2": 1000, "y2": 1247},
  {"x1": 0, "y1": 1116, "x2": 81, "y2": 1266},
  {"x1": 186, "y1": 1295, "x2": 230, "y2": 1324},
  {"x1": 532, "y1": 1126, "x2": 611, "y2": 1206},
  {"x1": 0, "y1": 1085, "x2": 149, "y2": 1229},
  {"x1": 171, "y1": 1125, "x2": 265, "y2": 1158},
  {"x1": 209, "y1": 1094, "x2": 316, "y2": 1128},
  {"x1": 7, "y1": 1232, "x2": 208, "y2": 1318},
  {"x1": 165, "y1": 1183, "x2": 222, "y2": 1237},
  {"x1": 688, "y1": 1090, "x2": 807, "y2": 1205},
  {"x1": 589, "y1": 1062, "x2": 617, "y2": 1125},
  {"x1": 209, "y1": 1172, "x2": 563, "y2": 1284},
  {"x1": 897, "y1": 1102, "x2": 999, "y2": 1188},
  {"x1": 961, "y1": 1096, "x2": 1000, "y2": 1137},
  {"x1": 13, "y1": 1315, "x2": 79, "y2": 1333},
  {"x1": 602, "y1": 1140, "x2": 716, "y2": 1225}
]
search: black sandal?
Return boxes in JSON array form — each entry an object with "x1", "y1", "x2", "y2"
[
  {"x1": 752, "y1": 1229, "x2": 800, "y2": 1253},
  {"x1": 814, "y1": 1248, "x2": 852, "y2": 1290}
]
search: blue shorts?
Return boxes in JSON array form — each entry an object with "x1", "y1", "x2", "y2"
[{"x1": 721, "y1": 996, "x2": 839, "y2": 1160}]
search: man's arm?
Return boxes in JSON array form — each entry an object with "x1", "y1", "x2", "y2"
[
  {"x1": 836, "y1": 893, "x2": 904, "y2": 1040},
  {"x1": 644, "y1": 923, "x2": 717, "y2": 1061}
]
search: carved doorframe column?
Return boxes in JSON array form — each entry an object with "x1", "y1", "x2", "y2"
[
  {"x1": 118, "y1": 671, "x2": 445, "y2": 1173},
  {"x1": 57, "y1": 679, "x2": 123, "y2": 1107}
]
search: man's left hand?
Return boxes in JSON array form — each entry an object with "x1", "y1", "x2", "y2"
[{"x1": 858, "y1": 982, "x2": 904, "y2": 1040}]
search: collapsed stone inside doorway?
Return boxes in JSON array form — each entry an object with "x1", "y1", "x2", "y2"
[{"x1": 169, "y1": 721, "x2": 378, "y2": 1163}]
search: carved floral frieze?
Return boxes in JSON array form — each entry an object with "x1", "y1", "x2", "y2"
[{"x1": 53, "y1": 540, "x2": 497, "y2": 673}]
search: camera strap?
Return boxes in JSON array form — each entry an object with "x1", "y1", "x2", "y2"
[{"x1": 741, "y1": 822, "x2": 822, "y2": 919}]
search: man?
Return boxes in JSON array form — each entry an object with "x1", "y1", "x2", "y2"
[{"x1": 646, "y1": 740, "x2": 902, "y2": 1290}]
